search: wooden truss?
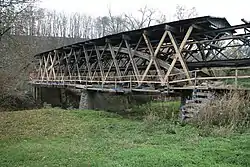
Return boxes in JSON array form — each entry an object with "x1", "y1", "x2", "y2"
[{"x1": 33, "y1": 23, "x2": 250, "y2": 89}]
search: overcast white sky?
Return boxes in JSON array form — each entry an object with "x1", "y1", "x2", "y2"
[{"x1": 40, "y1": 0, "x2": 249, "y2": 25}]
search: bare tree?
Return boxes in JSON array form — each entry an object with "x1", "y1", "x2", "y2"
[
  {"x1": 0, "y1": 3, "x2": 199, "y2": 39},
  {"x1": 125, "y1": 5, "x2": 157, "y2": 30},
  {"x1": 107, "y1": 8, "x2": 127, "y2": 34},
  {"x1": 174, "y1": 5, "x2": 198, "y2": 20},
  {"x1": 0, "y1": 0, "x2": 37, "y2": 39}
]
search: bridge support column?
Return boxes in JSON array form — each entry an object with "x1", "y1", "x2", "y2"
[
  {"x1": 180, "y1": 90, "x2": 193, "y2": 107},
  {"x1": 79, "y1": 91, "x2": 90, "y2": 110},
  {"x1": 179, "y1": 90, "x2": 193, "y2": 120},
  {"x1": 32, "y1": 86, "x2": 42, "y2": 105},
  {"x1": 79, "y1": 91, "x2": 153, "y2": 112},
  {"x1": 60, "y1": 88, "x2": 67, "y2": 109}
]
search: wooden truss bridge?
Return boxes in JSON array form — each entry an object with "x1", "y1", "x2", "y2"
[{"x1": 31, "y1": 16, "x2": 250, "y2": 93}]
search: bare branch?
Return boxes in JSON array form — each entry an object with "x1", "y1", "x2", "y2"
[
  {"x1": 174, "y1": 5, "x2": 198, "y2": 20},
  {"x1": 0, "y1": 0, "x2": 37, "y2": 39}
]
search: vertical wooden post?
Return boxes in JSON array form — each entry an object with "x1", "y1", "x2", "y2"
[
  {"x1": 167, "y1": 76, "x2": 169, "y2": 88},
  {"x1": 130, "y1": 75, "x2": 132, "y2": 91},
  {"x1": 86, "y1": 76, "x2": 88, "y2": 87},
  {"x1": 194, "y1": 70, "x2": 197, "y2": 86},
  {"x1": 33, "y1": 86, "x2": 37, "y2": 100},
  {"x1": 235, "y1": 68, "x2": 238, "y2": 88},
  {"x1": 115, "y1": 77, "x2": 117, "y2": 89}
]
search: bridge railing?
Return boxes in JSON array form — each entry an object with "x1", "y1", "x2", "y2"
[
  {"x1": 30, "y1": 66, "x2": 250, "y2": 89},
  {"x1": 167, "y1": 66, "x2": 250, "y2": 88}
]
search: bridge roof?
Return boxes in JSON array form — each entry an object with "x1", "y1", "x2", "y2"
[{"x1": 35, "y1": 16, "x2": 232, "y2": 57}]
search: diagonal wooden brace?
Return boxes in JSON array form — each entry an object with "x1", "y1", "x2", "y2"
[
  {"x1": 48, "y1": 51, "x2": 57, "y2": 80},
  {"x1": 42, "y1": 53, "x2": 51, "y2": 81},
  {"x1": 94, "y1": 45, "x2": 105, "y2": 82},
  {"x1": 124, "y1": 39, "x2": 141, "y2": 82},
  {"x1": 83, "y1": 45, "x2": 92, "y2": 79},
  {"x1": 108, "y1": 42, "x2": 122, "y2": 78},
  {"x1": 140, "y1": 30, "x2": 168, "y2": 85},
  {"x1": 164, "y1": 26, "x2": 193, "y2": 85}
]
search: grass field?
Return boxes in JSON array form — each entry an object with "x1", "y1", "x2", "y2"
[{"x1": 0, "y1": 108, "x2": 250, "y2": 167}]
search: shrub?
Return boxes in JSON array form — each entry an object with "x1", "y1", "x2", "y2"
[
  {"x1": 193, "y1": 91, "x2": 250, "y2": 134},
  {"x1": 0, "y1": 93, "x2": 37, "y2": 111},
  {"x1": 131, "y1": 101, "x2": 180, "y2": 123}
]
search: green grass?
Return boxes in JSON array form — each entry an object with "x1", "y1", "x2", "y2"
[{"x1": 0, "y1": 108, "x2": 250, "y2": 167}]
